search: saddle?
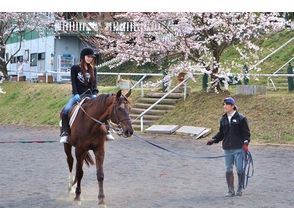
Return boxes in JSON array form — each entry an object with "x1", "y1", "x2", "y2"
[{"x1": 68, "y1": 97, "x2": 90, "y2": 128}]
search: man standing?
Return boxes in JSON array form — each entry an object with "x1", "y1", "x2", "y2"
[{"x1": 207, "y1": 97, "x2": 250, "y2": 197}]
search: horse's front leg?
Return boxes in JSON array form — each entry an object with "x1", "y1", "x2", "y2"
[
  {"x1": 74, "y1": 148, "x2": 85, "y2": 202},
  {"x1": 93, "y1": 143, "x2": 105, "y2": 206}
]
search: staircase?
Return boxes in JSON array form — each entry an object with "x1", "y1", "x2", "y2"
[
  {"x1": 130, "y1": 87, "x2": 190, "y2": 131},
  {"x1": 269, "y1": 76, "x2": 289, "y2": 91}
]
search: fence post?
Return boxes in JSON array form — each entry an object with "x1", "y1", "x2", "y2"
[
  {"x1": 140, "y1": 116, "x2": 144, "y2": 132},
  {"x1": 184, "y1": 81, "x2": 187, "y2": 100},
  {"x1": 140, "y1": 81, "x2": 144, "y2": 97},
  {"x1": 202, "y1": 73, "x2": 208, "y2": 91},
  {"x1": 287, "y1": 63, "x2": 294, "y2": 91}
]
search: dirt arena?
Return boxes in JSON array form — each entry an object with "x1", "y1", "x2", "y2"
[{"x1": 0, "y1": 125, "x2": 293, "y2": 208}]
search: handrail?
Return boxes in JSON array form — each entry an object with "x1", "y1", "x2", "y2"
[
  {"x1": 267, "y1": 56, "x2": 294, "y2": 90},
  {"x1": 249, "y1": 37, "x2": 294, "y2": 71},
  {"x1": 271, "y1": 56, "x2": 294, "y2": 75},
  {"x1": 133, "y1": 75, "x2": 191, "y2": 132},
  {"x1": 131, "y1": 74, "x2": 147, "y2": 89},
  {"x1": 130, "y1": 74, "x2": 148, "y2": 97},
  {"x1": 96, "y1": 72, "x2": 162, "y2": 76}
]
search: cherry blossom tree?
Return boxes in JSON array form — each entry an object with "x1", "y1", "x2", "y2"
[
  {"x1": 0, "y1": 12, "x2": 55, "y2": 78},
  {"x1": 71, "y1": 12, "x2": 288, "y2": 91}
]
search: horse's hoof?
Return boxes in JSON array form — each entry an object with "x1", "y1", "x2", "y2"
[{"x1": 98, "y1": 200, "x2": 107, "y2": 208}]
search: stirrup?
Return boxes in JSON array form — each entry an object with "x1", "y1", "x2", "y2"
[{"x1": 106, "y1": 132, "x2": 115, "y2": 141}]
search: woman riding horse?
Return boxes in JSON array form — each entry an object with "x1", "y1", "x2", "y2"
[
  {"x1": 60, "y1": 47, "x2": 114, "y2": 143},
  {"x1": 64, "y1": 90, "x2": 133, "y2": 205}
]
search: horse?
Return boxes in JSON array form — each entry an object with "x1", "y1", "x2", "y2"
[{"x1": 62, "y1": 90, "x2": 133, "y2": 205}]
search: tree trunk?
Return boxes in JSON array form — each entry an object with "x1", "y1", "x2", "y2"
[{"x1": 0, "y1": 46, "x2": 8, "y2": 78}]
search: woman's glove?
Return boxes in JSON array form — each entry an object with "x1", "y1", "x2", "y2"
[{"x1": 73, "y1": 94, "x2": 81, "y2": 102}]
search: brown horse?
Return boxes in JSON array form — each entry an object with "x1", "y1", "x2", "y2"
[{"x1": 62, "y1": 90, "x2": 133, "y2": 205}]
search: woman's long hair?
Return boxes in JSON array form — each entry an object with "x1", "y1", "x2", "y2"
[{"x1": 80, "y1": 57, "x2": 96, "y2": 87}]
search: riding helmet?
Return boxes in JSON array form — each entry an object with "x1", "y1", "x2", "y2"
[{"x1": 80, "y1": 47, "x2": 95, "y2": 60}]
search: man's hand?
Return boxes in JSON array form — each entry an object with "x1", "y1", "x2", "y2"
[
  {"x1": 206, "y1": 139, "x2": 215, "y2": 145},
  {"x1": 243, "y1": 140, "x2": 249, "y2": 152}
]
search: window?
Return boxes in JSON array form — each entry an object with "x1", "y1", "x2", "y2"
[
  {"x1": 30, "y1": 53, "x2": 38, "y2": 66},
  {"x1": 10, "y1": 56, "x2": 17, "y2": 64},
  {"x1": 38, "y1": 52, "x2": 45, "y2": 60},
  {"x1": 17, "y1": 56, "x2": 23, "y2": 62}
]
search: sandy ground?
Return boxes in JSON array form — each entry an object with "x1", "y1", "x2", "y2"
[{"x1": 0, "y1": 125, "x2": 293, "y2": 208}]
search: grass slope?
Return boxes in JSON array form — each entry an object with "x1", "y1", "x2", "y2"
[
  {"x1": 158, "y1": 91, "x2": 294, "y2": 144},
  {"x1": 0, "y1": 82, "x2": 139, "y2": 127}
]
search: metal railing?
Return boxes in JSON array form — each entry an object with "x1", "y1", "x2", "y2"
[
  {"x1": 55, "y1": 20, "x2": 97, "y2": 32},
  {"x1": 133, "y1": 75, "x2": 191, "y2": 132},
  {"x1": 96, "y1": 72, "x2": 163, "y2": 97},
  {"x1": 248, "y1": 37, "x2": 294, "y2": 72},
  {"x1": 130, "y1": 74, "x2": 148, "y2": 97},
  {"x1": 267, "y1": 56, "x2": 294, "y2": 90}
]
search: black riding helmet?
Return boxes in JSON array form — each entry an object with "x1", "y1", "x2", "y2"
[{"x1": 80, "y1": 47, "x2": 95, "y2": 60}]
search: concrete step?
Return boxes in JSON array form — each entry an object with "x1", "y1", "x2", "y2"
[
  {"x1": 131, "y1": 108, "x2": 167, "y2": 115},
  {"x1": 133, "y1": 103, "x2": 175, "y2": 110},
  {"x1": 132, "y1": 120, "x2": 154, "y2": 126},
  {"x1": 275, "y1": 83, "x2": 289, "y2": 86},
  {"x1": 132, "y1": 124, "x2": 150, "y2": 131},
  {"x1": 145, "y1": 92, "x2": 184, "y2": 99},
  {"x1": 130, "y1": 114, "x2": 161, "y2": 121},
  {"x1": 139, "y1": 97, "x2": 179, "y2": 105},
  {"x1": 276, "y1": 85, "x2": 288, "y2": 90}
]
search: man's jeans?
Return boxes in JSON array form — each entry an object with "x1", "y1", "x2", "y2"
[{"x1": 224, "y1": 149, "x2": 244, "y2": 173}]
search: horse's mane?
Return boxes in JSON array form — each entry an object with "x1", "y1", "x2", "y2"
[
  {"x1": 82, "y1": 93, "x2": 115, "y2": 116},
  {"x1": 95, "y1": 93, "x2": 114, "y2": 106}
]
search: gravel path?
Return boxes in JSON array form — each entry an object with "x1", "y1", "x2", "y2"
[{"x1": 0, "y1": 125, "x2": 293, "y2": 208}]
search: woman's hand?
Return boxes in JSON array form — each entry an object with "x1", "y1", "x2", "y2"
[{"x1": 73, "y1": 94, "x2": 81, "y2": 102}]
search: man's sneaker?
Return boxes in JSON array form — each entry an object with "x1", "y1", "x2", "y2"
[
  {"x1": 60, "y1": 132, "x2": 69, "y2": 143},
  {"x1": 106, "y1": 131, "x2": 115, "y2": 141}
]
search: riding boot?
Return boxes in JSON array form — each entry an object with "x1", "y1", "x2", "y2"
[
  {"x1": 236, "y1": 172, "x2": 244, "y2": 196},
  {"x1": 60, "y1": 113, "x2": 70, "y2": 143},
  {"x1": 225, "y1": 171, "x2": 235, "y2": 197},
  {"x1": 105, "y1": 120, "x2": 115, "y2": 141}
]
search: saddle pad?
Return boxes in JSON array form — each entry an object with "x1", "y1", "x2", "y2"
[{"x1": 69, "y1": 97, "x2": 89, "y2": 128}]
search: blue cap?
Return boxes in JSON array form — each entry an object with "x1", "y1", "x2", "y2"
[{"x1": 224, "y1": 97, "x2": 236, "y2": 105}]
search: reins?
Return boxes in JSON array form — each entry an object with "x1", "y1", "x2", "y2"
[{"x1": 132, "y1": 133, "x2": 254, "y2": 188}]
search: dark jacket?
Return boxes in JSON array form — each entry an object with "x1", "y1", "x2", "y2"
[
  {"x1": 71, "y1": 65, "x2": 98, "y2": 96},
  {"x1": 213, "y1": 111, "x2": 250, "y2": 150}
]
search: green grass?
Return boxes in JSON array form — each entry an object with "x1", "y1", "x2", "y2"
[
  {"x1": 157, "y1": 90, "x2": 294, "y2": 144},
  {"x1": 0, "y1": 82, "x2": 140, "y2": 127},
  {"x1": 221, "y1": 30, "x2": 294, "y2": 74},
  {"x1": 1, "y1": 30, "x2": 294, "y2": 144}
]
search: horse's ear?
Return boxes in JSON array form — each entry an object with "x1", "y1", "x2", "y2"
[
  {"x1": 125, "y1": 89, "x2": 132, "y2": 98},
  {"x1": 116, "y1": 90, "x2": 122, "y2": 100}
]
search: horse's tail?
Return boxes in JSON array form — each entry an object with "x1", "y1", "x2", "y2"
[{"x1": 84, "y1": 152, "x2": 95, "y2": 167}]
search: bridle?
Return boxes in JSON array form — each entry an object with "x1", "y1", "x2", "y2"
[
  {"x1": 78, "y1": 95, "x2": 131, "y2": 137},
  {"x1": 110, "y1": 98, "x2": 131, "y2": 137}
]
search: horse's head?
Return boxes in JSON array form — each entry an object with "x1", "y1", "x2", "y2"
[{"x1": 110, "y1": 90, "x2": 133, "y2": 138}]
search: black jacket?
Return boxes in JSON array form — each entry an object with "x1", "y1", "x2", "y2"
[
  {"x1": 71, "y1": 65, "x2": 98, "y2": 96},
  {"x1": 213, "y1": 111, "x2": 250, "y2": 150}
]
